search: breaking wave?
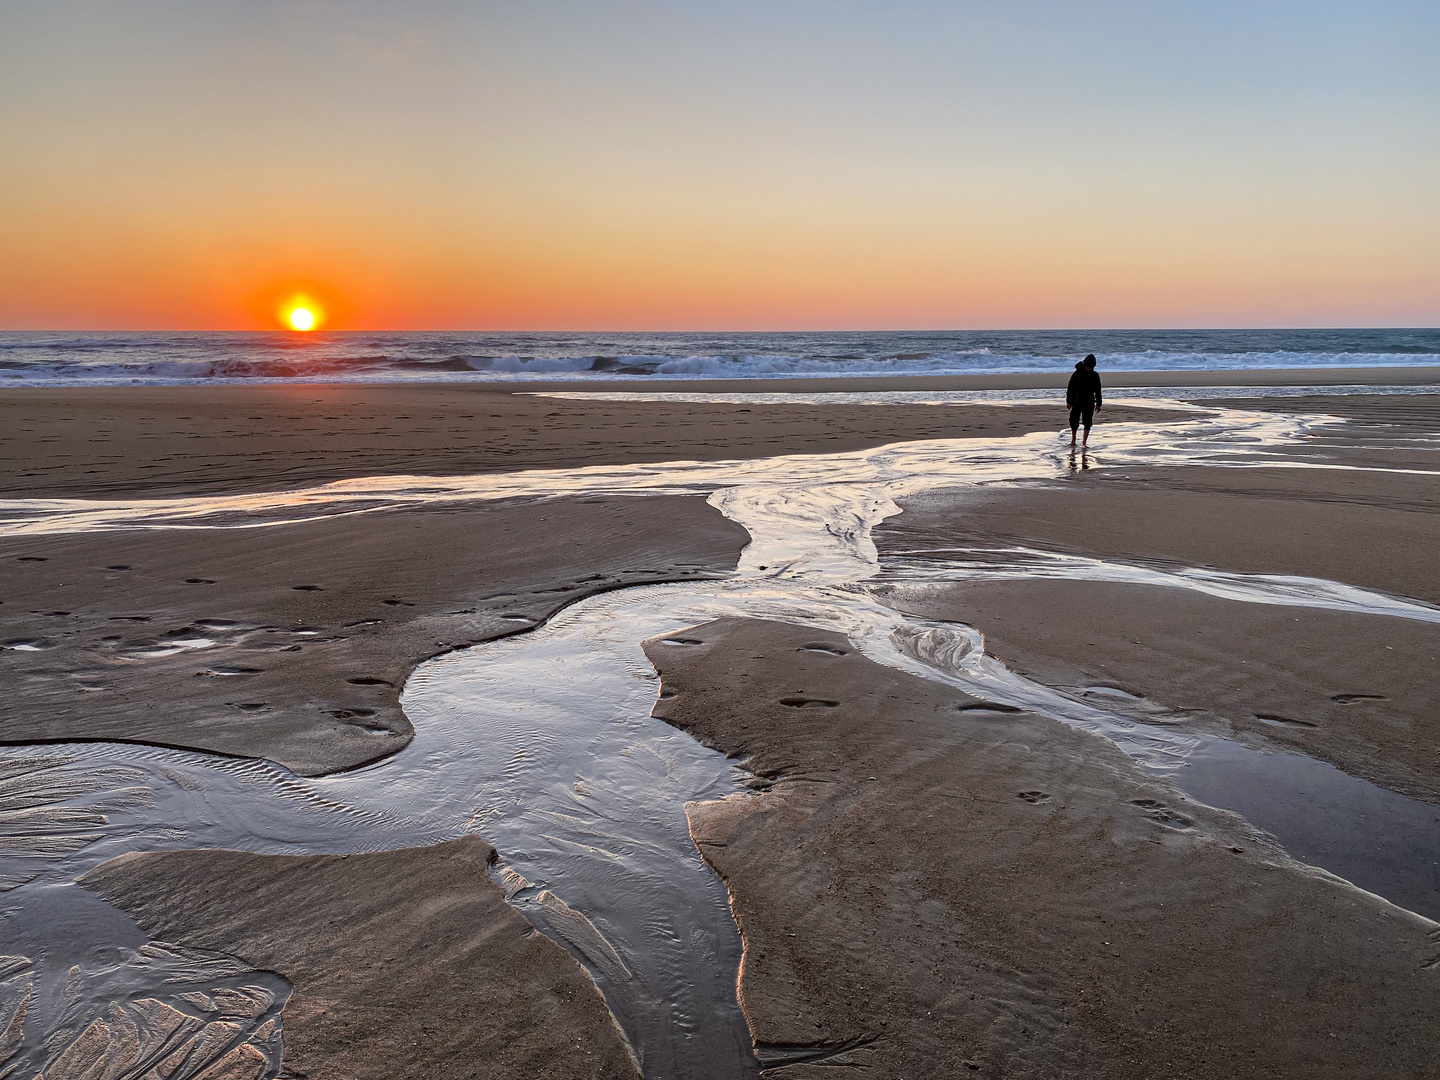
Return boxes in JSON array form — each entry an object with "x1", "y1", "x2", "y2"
[{"x1": 1, "y1": 328, "x2": 1437, "y2": 385}]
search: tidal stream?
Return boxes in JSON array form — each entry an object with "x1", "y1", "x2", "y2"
[{"x1": 3, "y1": 395, "x2": 1439, "y2": 1078}]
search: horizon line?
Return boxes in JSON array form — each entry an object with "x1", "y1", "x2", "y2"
[{"x1": 2, "y1": 325, "x2": 1438, "y2": 336}]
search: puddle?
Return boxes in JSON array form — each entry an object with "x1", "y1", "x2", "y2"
[
  {"x1": 527, "y1": 385, "x2": 1440, "y2": 407},
  {"x1": 1083, "y1": 685, "x2": 1143, "y2": 700},
  {"x1": 0, "y1": 746, "x2": 428, "y2": 1075},
  {"x1": 389, "y1": 597, "x2": 757, "y2": 1078},
  {"x1": 122, "y1": 637, "x2": 220, "y2": 658},
  {"x1": 1, "y1": 886, "x2": 291, "y2": 1078},
  {"x1": 879, "y1": 545, "x2": 1440, "y2": 625},
  {"x1": 3, "y1": 395, "x2": 1439, "y2": 1078},
  {"x1": 1179, "y1": 738, "x2": 1440, "y2": 917}
]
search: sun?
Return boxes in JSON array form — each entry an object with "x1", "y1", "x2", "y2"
[{"x1": 278, "y1": 295, "x2": 324, "y2": 332}]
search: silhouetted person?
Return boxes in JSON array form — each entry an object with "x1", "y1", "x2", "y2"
[{"x1": 1066, "y1": 354, "x2": 1102, "y2": 448}]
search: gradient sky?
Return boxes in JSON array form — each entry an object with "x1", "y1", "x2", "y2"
[{"x1": 2, "y1": 1, "x2": 1436, "y2": 330}]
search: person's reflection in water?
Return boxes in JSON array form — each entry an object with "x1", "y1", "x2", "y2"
[{"x1": 1067, "y1": 447, "x2": 1090, "y2": 473}]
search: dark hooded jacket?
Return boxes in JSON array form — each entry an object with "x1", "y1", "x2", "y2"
[{"x1": 1066, "y1": 365, "x2": 1102, "y2": 409}]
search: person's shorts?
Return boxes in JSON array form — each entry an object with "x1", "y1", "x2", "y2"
[{"x1": 1068, "y1": 405, "x2": 1095, "y2": 430}]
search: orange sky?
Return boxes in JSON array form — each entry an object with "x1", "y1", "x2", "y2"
[{"x1": 2, "y1": 3, "x2": 1436, "y2": 330}]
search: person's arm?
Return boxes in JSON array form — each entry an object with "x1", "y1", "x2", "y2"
[
  {"x1": 1066, "y1": 371, "x2": 1078, "y2": 408},
  {"x1": 1094, "y1": 372, "x2": 1103, "y2": 409}
]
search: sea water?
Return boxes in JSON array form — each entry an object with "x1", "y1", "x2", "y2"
[{"x1": 1, "y1": 327, "x2": 1437, "y2": 385}]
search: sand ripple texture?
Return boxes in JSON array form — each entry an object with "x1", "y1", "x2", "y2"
[{"x1": 3, "y1": 396, "x2": 1439, "y2": 1079}]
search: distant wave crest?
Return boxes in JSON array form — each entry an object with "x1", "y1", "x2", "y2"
[{"x1": 0, "y1": 329, "x2": 1436, "y2": 385}]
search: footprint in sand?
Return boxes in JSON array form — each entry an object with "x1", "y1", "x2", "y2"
[
  {"x1": 2, "y1": 639, "x2": 53, "y2": 652},
  {"x1": 1082, "y1": 685, "x2": 1144, "y2": 700},
  {"x1": 1130, "y1": 799, "x2": 1194, "y2": 830},
  {"x1": 1255, "y1": 712, "x2": 1319, "y2": 728},
  {"x1": 780, "y1": 696, "x2": 840, "y2": 708}
]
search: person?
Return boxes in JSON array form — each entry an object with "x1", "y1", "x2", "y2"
[{"x1": 1065, "y1": 353, "x2": 1102, "y2": 448}]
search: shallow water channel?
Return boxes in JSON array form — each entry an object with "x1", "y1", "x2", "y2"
[{"x1": 3, "y1": 396, "x2": 1439, "y2": 1078}]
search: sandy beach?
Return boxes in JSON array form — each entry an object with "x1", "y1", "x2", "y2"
[
  {"x1": 0, "y1": 382, "x2": 1185, "y2": 497},
  {"x1": 3, "y1": 374, "x2": 1439, "y2": 1078},
  {"x1": 650, "y1": 618, "x2": 1439, "y2": 1078}
]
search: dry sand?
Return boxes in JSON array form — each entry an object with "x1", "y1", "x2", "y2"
[{"x1": 647, "y1": 618, "x2": 1440, "y2": 1080}]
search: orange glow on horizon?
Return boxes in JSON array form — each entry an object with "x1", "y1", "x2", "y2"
[{"x1": 0, "y1": 6, "x2": 1433, "y2": 332}]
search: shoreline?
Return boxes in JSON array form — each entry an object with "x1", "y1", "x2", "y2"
[{"x1": 3, "y1": 363, "x2": 1439, "y2": 396}]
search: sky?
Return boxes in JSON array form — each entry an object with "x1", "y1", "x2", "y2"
[{"x1": 1, "y1": 1, "x2": 1436, "y2": 331}]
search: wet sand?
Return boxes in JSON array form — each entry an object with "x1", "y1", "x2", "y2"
[
  {"x1": 82, "y1": 838, "x2": 641, "y2": 1079},
  {"x1": 7, "y1": 379, "x2": 1440, "y2": 1077},
  {"x1": 0, "y1": 384, "x2": 1178, "y2": 497},
  {"x1": 882, "y1": 579, "x2": 1440, "y2": 804},
  {"x1": 873, "y1": 453, "x2": 1440, "y2": 804},
  {"x1": 1, "y1": 497, "x2": 747, "y2": 774},
  {"x1": 0, "y1": 382, "x2": 1172, "y2": 773},
  {"x1": 0, "y1": 383, "x2": 1169, "y2": 774},
  {"x1": 647, "y1": 618, "x2": 1440, "y2": 1079}
]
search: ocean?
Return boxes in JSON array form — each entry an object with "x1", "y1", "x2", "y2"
[{"x1": 1, "y1": 328, "x2": 1436, "y2": 385}]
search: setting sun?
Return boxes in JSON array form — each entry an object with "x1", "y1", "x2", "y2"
[{"x1": 279, "y1": 296, "x2": 323, "y2": 332}]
